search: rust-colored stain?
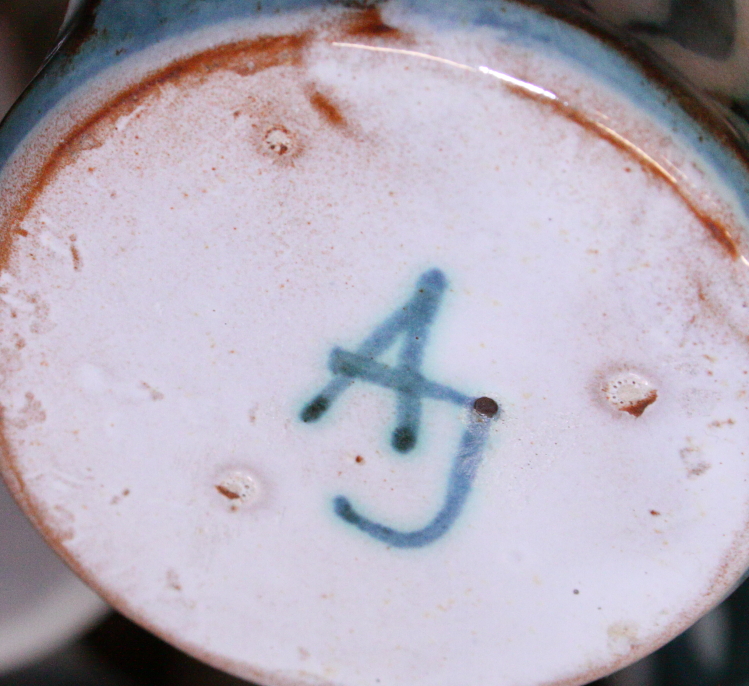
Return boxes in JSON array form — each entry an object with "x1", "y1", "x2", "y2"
[
  {"x1": 0, "y1": 30, "x2": 312, "y2": 270},
  {"x1": 520, "y1": 0, "x2": 749, "y2": 260},
  {"x1": 70, "y1": 244, "x2": 81, "y2": 271},
  {"x1": 702, "y1": 217, "x2": 740, "y2": 260},
  {"x1": 620, "y1": 389, "x2": 658, "y2": 417},
  {"x1": 262, "y1": 125, "x2": 297, "y2": 157},
  {"x1": 687, "y1": 462, "x2": 710, "y2": 478},
  {"x1": 5, "y1": 8, "x2": 739, "y2": 272},
  {"x1": 216, "y1": 484, "x2": 241, "y2": 500},
  {"x1": 343, "y1": 7, "x2": 403, "y2": 39},
  {"x1": 515, "y1": 0, "x2": 749, "y2": 213},
  {"x1": 355, "y1": 455, "x2": 364, "y2": 464},
  {"x1": 140, "y1": 382, "x2": 164, "y2": 401},
  {"x1": 650, "y1": 510, "x2": 661, "y2": 516},
  {"x1": 167, "y1": 571, "x2": 182, "y2": 592},
  {"x1": 308, "y1": 89, "x2": 348, "y2": 129},
  {"x1": 529, "y1": 92, "x2": 742, "y2": 260}
]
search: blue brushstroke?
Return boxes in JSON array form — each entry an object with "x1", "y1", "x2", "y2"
[
  {"x1": 302, "y1": 269, "x2": 500, "y2": 548},
  {"x1": 301, "y1": 269, "x2": 465, "y2": 453},
  {"x1": 333, "y1": 412, "x2": 493, "y2": 548}
]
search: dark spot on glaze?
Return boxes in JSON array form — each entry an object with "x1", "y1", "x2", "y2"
[
  {"x1": 473, "y1": 396, "x2": 499, "y2": 418},
  {"x1": 332, "y1": 0, "x2": 378, "y2": 8},
  {"x1": 621, "y1": 390, "x2": 658, "y2": 417},
  {"x1": 308, "y1": 90, "x2": 348, "y2": 129},
  {"x1": 355, "y1": 455, "x2": 364, "y2": 464},
  {"x1": 109, "y1": 488, "x2": 131, "y2": 506},
  {"x1": 216, "y1": 485, "x2": 241, "y2": 500},
  {"x1": 141, "y1": 382, "x2": 164, "y2": 401},
  {"x1": 688, "y1": 463, "x2": 711, "y2": 478},
  {"x1": 392, "y1": 425, "x2": 416, "y2": 452},
  {"x1": 302, "y1": 395, "x2": 329, "y2": 422},
  {"x1": 344, "y1": 7, "x2": 403, "y2": 39},
  {"x1": 573, "y1": 589, "x2": 580, "y2": 595},
  {"x1": 167, "y1": 570, "x2": 182, "y2": 591},
  {"x1": 680, "y1": 443, "x2": 711, "y2": 479},
  {"x1": 650, "y1": 510, "x2": 661, "y2": 516}
]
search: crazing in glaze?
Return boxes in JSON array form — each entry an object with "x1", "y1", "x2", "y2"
[{"x1": 301, "y1": 269, "x2": 500, "y2": 547}]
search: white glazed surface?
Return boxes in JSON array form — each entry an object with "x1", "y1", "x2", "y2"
[{"x1": 2, "y1": 5, "x2": 749, "y2": 686}]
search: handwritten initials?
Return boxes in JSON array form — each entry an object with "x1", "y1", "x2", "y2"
[{"x1": 301, "y1": 269, "x2": 499, "y2": 548}]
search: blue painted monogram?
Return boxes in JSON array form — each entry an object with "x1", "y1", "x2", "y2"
[{"x1": 301, "y1": 269, "x2": 500, "y2": 548}]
